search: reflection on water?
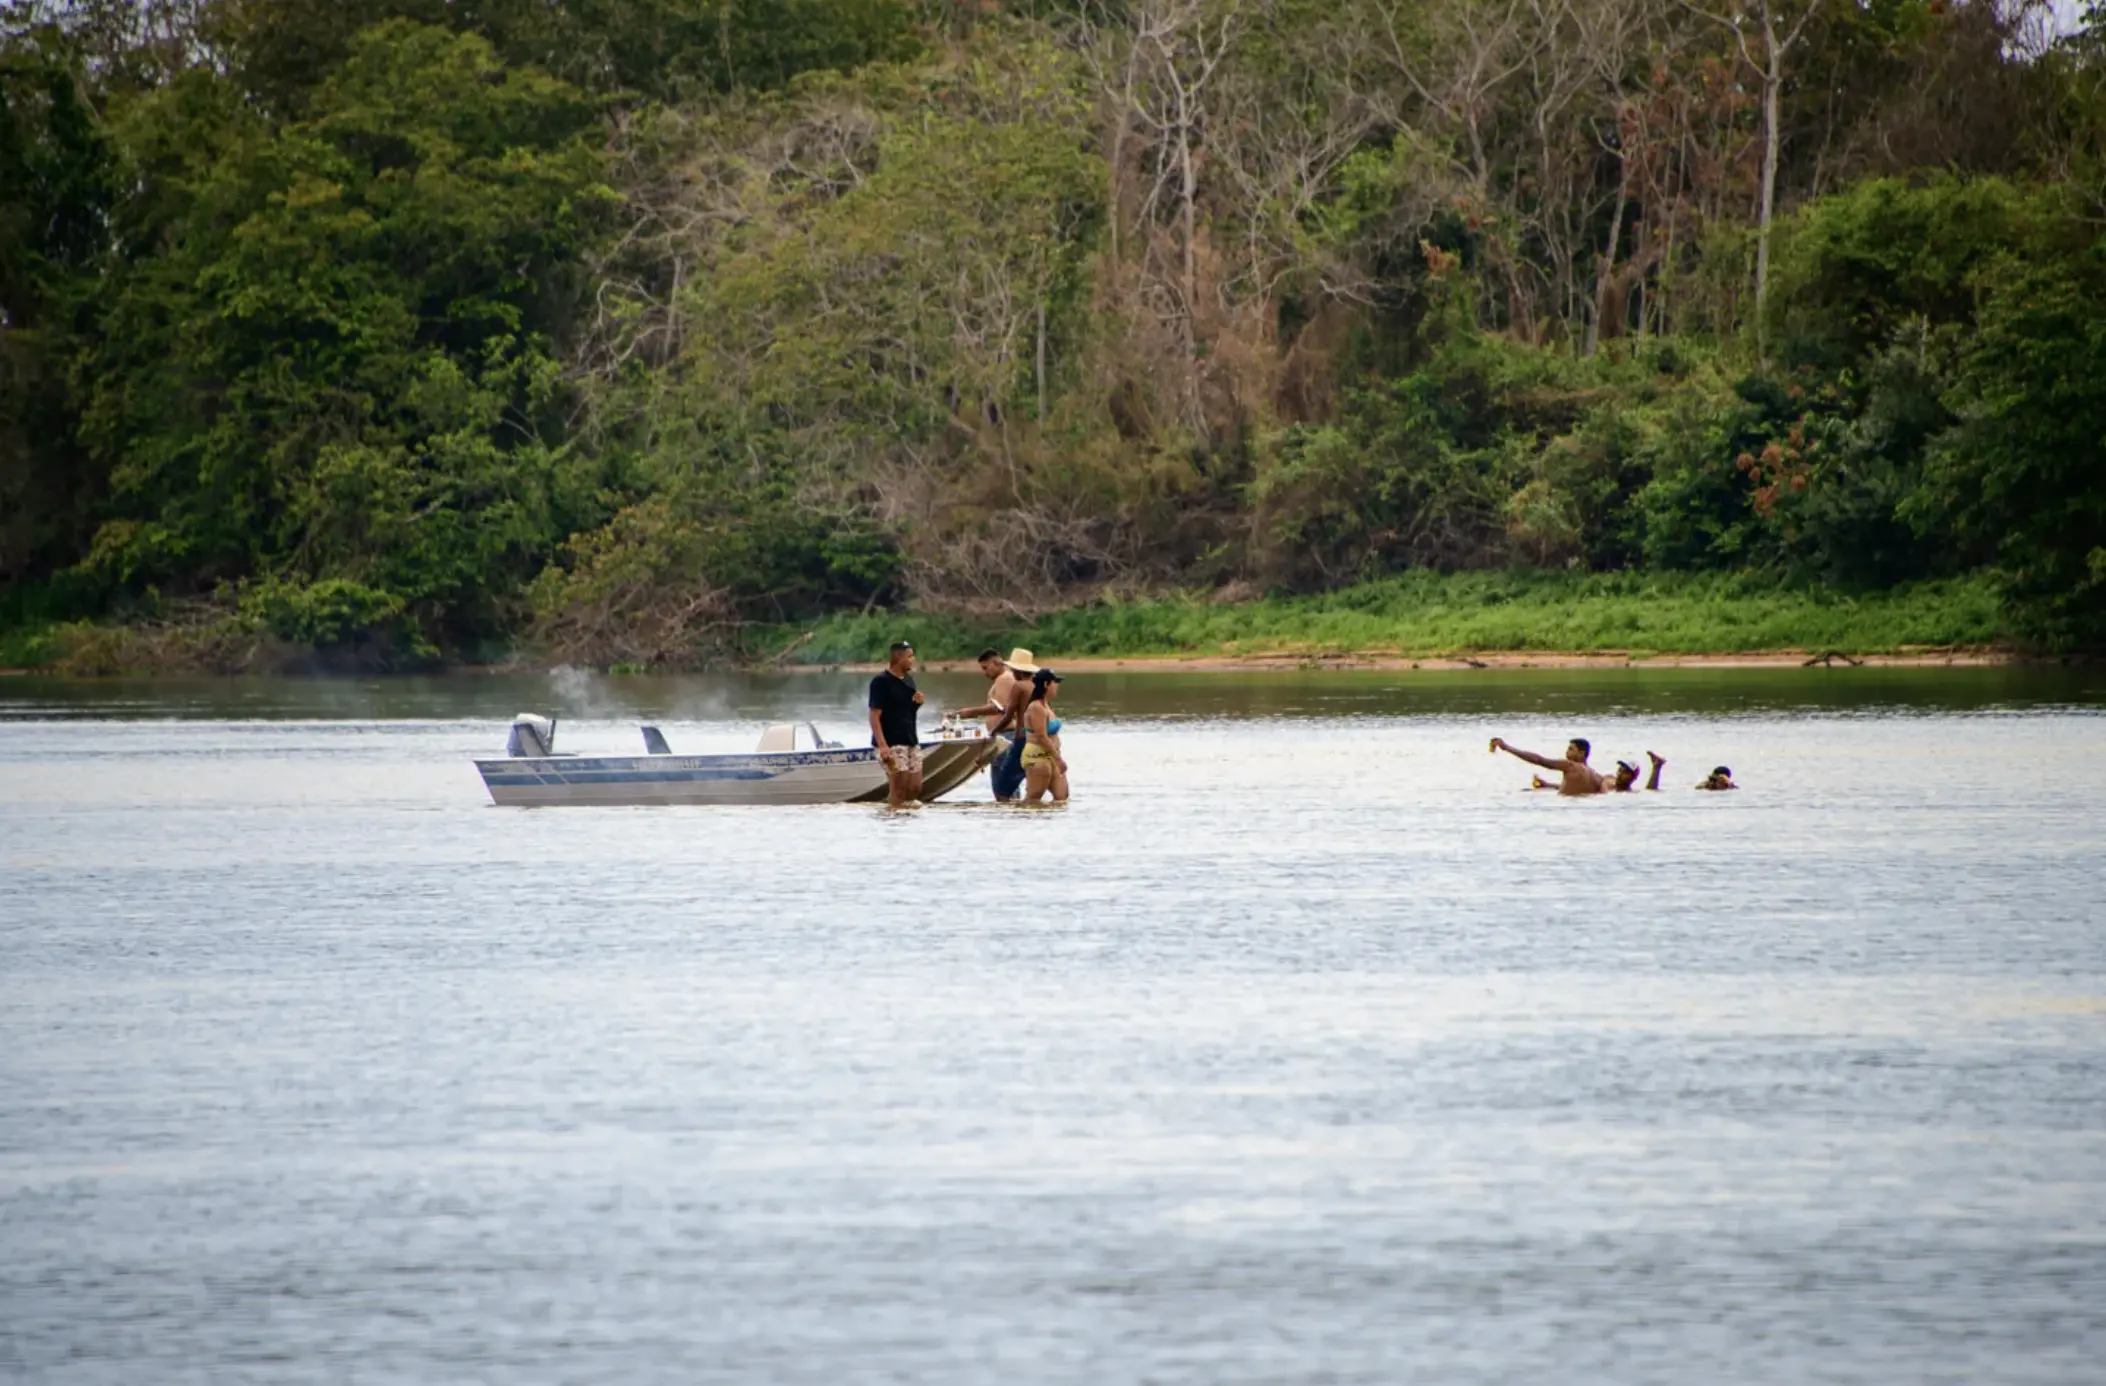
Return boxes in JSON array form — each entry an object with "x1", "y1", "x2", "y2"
[{"x1": 1, "y1": 671, "x2": 2102, "y2": 1385}]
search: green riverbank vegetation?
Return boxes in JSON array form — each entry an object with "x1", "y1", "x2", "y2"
[
  {"x1": 5, "y1": 1, "x2": 2105, "y2": 673},
  {"x1": 753, "y1": 571, "x2": 2005, "y2": 665}
]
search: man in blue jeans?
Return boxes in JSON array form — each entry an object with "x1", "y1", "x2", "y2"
[{"x1": 955, "y1": 647, "x2": 1039, "y2": 801}]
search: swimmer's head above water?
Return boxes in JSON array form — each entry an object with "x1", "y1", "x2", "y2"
[{"x1": 1698, "y1": 765, "x2": 1736, "y2": 790}]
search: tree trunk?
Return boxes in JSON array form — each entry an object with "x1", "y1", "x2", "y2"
[
  {"x1": 1035, "y1": 298, "x2": 1048, "y2": 422},
  {"x1": 1175, "y1": 86, "x2": 1204, "y2": 439},
  {"x1": 1106, "y1": 122, "x2": 1125, "y2": 265},
  {"x1": 1178, "y1": 114, "x2": 1199, "y2": 349},
  {"x1": 1586, "y1": 154, "x2": 1630, "y2": 357},
  {"x1": 1106, "y1": 54, "x2": 1133, "y2": 266},
  {"x1": 1754, "y1": 13, "x2": 1784, "y2": 365}
]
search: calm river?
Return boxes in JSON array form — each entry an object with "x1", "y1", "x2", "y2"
[{"x1": 3, "y1": 668, "x2": 2103, "y2": 1384}]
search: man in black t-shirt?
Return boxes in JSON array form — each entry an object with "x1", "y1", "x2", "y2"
[{"x1": 867, "y1": 640, "x2": 924, "y2": 806}]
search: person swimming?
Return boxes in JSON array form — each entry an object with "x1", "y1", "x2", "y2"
[
  {"x1": 1697, "y1": 765, "x2": 1737, "y2": 791},
  {"x1": 1527, "y1": 750, "x2": 1664, "y2": 793},
  {"x1": 1492, "y1": 735, "x2": 1606, "y2": 795}
]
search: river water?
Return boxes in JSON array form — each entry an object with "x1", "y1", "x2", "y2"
[{"x1": 3, "y1": 668, "x2": 2103, "y2": 1384}]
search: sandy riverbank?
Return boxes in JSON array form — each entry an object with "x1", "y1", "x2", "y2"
[
  {"x1": 0, "y1": 645, "x2": 2023, "y2": 680},
  {"x1": 796, "y1": 647, "x2": 2014, "y2": 674}
]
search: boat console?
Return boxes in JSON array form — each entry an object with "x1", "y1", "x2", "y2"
[{"x1": 755, "y1": 723, "x2": 844, "y2": 752}]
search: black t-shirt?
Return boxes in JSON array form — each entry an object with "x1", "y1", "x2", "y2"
[{"x1": 868, "y1": 669, "x2": 920, "y2": 748}]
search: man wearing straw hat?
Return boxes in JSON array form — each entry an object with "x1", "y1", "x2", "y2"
[{"x1": 954, "y1": 647, "x2": 1041, "y2": 801}]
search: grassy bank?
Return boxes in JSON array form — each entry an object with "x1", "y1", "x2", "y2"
[
  {"x1": 753, "y1": 572, "x2": 2008, "y2": 667},
  {"x1": 1, "y1": 570, "x2": 2011, "y2": 674}
]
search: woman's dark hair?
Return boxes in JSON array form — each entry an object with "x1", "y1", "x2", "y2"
[{"x1": 1029, "y1": 667, "x2": 1061, "y2": 701}]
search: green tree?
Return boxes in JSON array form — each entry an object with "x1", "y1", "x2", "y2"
[
  {"x1": 528, "y1": 420, "x2": 903, "y2": 665},
  {"x1": 205, "y1": 0, "x2": 923, "y2": 107},
  {"x1": 0, "y1": 21, "x2": 118, "y2": 585},
  {"x1": 565, "y1": 34, "x2": 1109, "y2": 616},
  {"x1": 1768, "y1": 176, "x2": 2046, "y2": 371},
  {"x1": 1770, "y1": 175, "x2": 2106, "y2": 636},
  {"x1": 74, "y1": 21, "x2": 617, "y2": 656},
  {"x1": 1914, "y1": 245, "x2": 2106, "y2": 646}
]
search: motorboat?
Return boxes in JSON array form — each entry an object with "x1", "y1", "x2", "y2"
[{"x1": 474, "y1": 714, "x2": 991, "y2": 806}]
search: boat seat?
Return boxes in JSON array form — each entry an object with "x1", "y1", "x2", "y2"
[{"x1": 755, "y1": 723, "x2": 796, "y2": 752}]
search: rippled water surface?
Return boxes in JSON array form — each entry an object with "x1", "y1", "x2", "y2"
[{"x1": 4, "y1": 668, "x2": 2104, "y2": 1384}]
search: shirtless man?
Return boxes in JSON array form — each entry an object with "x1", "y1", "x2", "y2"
[
  {"x1": 954, "y1": 647, "x2": 1037, "y2": 801},
  {"x1": 956, "y1": 649, "x2": 1024, "y2": 733},
  {"x1": 1492, "y1": 735, "x2": 1606, "y2": 795},
  {"x1": 1527, "y1": 750, "x2": 1665, "y2": 793}
]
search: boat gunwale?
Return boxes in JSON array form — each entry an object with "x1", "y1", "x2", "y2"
[
  {"x1": 473, "y1": 736, "x2": 992, "y2": 799},
  {"x1": 474, "y1": 737, "x2": 988, "y2": 775}
]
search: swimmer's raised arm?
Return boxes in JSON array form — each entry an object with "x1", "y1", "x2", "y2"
[{"x1": 1490, "y1": 737, "x2": 1569, "y2": 772}]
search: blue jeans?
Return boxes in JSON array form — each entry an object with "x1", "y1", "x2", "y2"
[{"x1": 990, "y1": 733, "x2": 1027, "y2": 800}]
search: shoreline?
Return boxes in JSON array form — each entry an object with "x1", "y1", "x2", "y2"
[
  {"x1": 804, "y1": 647, "x2": 2017, "y2": 675},
  {"x1": 4, "y1": 572, "x2": 2033, "y2": 677},
  {"x1": 0, "y1": 648, "x2": 2026, "y2": 680}
]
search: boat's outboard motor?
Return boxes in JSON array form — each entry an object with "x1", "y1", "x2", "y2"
[
  {"x1": 640, "y1": 725, "x2": 672, "y2": 755},
  {"x1": 505, "y1": 713, "x2": 557, "y2": 758}
]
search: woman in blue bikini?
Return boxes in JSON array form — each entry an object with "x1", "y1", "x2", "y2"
[{"x1": 1022, "y1": 668, "x2": 1069, "y2": 804}]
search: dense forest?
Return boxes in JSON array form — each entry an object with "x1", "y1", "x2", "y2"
[{"x1": 3, "y1": 0, "x2": 2104, "y2": 668}]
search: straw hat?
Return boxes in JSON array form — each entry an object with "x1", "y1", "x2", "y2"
[{"x1": 1004, "y1": 647, "x2": 1041, "y2": 673}]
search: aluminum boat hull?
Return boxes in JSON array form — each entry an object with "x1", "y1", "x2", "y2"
[
  {"x1": 475, "y1": 736, "x2": 988, "y2": 807},
  {"x1": 848, "y1": 733, "x2": 991, "y2": 804}
]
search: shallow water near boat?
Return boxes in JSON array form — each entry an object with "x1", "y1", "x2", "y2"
[{"x1": 3, "y1": 668, "x2": 2103, "y2": 1385}]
